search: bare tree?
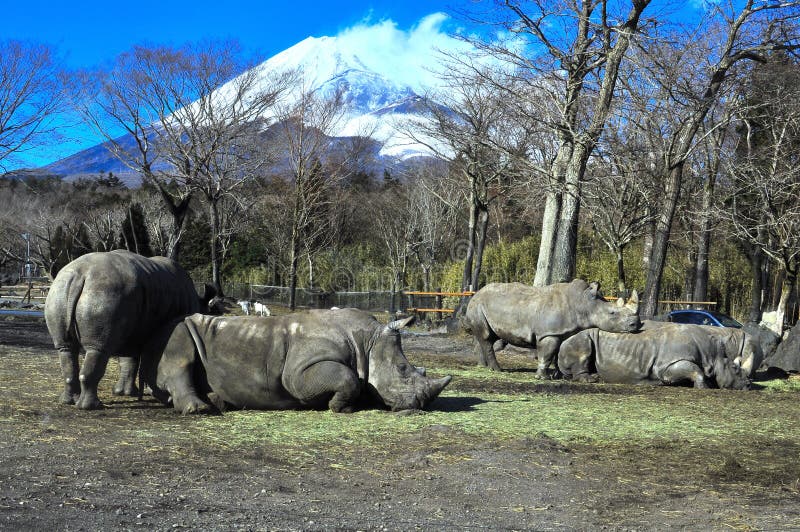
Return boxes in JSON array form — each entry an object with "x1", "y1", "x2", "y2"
[
  {"x1": 79, "y1": 42, "x2": 289, "y2": 294},
  {"x1": 271, "y1": 78, "x2": 348, "y2": 309},
  {"x1": 470, "y1": 0, "x2": 653, "y2": 285},
  {"x1": 0, "y1": 40, "x2": 66, "y2": 170},
  {"x1": 151, "y1": 43, "x2": 290, "y2": 296},
  {"x1": 407, "y1": 62, "x2": 523, "y2": 293},
  {"x1": 691, "y1": 107, "x2": 736, "y2": 305},
  {"x1": 636, "y1": 1, "x2": 800, "y2": 318},
  {"x1": 722, "y1": 56, "x2": 800, "y2": 332},
  {"x1": 583, "y1": 120, "x2": 657, "y2": 293},
  {"x1": 406, "y1": 166, "x2": 460, "y2": 291}
]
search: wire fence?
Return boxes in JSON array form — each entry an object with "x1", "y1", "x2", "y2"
[{"x1": 225, "y1": 283, "x2": 400, "y2": 312}]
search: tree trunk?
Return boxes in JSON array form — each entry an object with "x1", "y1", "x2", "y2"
[
  {"x1": 533, "y1": 145, "x2": 569, "y2": 287},
  {"x1": 288, "y1": 241, "x2": 299, "y2": 311},
  {"x1": 533, "y1": 190, "x2": 561, "y2": 286},
  {"x1": 616, "y1": 246, "x2": 626, "y2": 295},
  {"x1": 684, "y1": 254, "x2": 695, "y2": 304},
  {"x1": 642, "y1": 163, "x2": 684, "y2": 319},
  {"x1": 775, "y1": 272, "x2": 795, "y2": 337},
  {"x1": 307, "y1": 252, "x2": 314, "y2": 289},
  {"x1": 470, "y1": 206, "x2": 490, "y2": 290},
  {"x1": 551, "y1": 144, "x2": 589, "y2": 283},
  {"x1": 693, "y1": 171, "x2": 716, "y2": 304},
  {"x1": 642, "y1": 212, "x2": 654, "y2": 277},
  {"x1": 461, "y1": 188, "x2": 479, "y2": 292},
  {"x1": 209, "y1": 199, "x2": 224, "y2": 297},
  {"x1": 747, "y1": 244, "x2": 764, "y2": 324}
]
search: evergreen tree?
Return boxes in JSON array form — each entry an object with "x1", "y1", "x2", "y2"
[{"x1": 119, "y1": 203, "x2": 153, "y2": 256}]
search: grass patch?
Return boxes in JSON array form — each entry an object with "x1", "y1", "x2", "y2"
[{"x1": 2, "y1": 342, "x2": 800, "y2": 470}]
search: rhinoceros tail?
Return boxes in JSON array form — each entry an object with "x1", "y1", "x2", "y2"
[
  {"x1": 46, "y1": 272, "x2": 85, "y2": 349},
  {"x1": 184, "y1": 318, "x2": 209, "y2": 367}
]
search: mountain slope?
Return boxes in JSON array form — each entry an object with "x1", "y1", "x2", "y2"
[{"x1": 43, "y1": 32, "x2": 455, "y2": 184}]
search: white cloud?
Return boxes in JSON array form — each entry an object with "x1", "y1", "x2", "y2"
[{"x1": 333, "y1": 13, "x2": 473, "y2": 93}]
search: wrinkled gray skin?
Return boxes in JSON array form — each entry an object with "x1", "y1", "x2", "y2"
[
  {"x1": 641, "y1": 320, "x2": 763, "y2": 378},
  {"x1": 558, "y1": 325, "x2": 752, "y2": 390},
  {"x1": 44, "y1": 250, "x2": 213, "y2": 410},
  {"x1": 143, "y1": 308, "x2": 452, "y2": 414},
  {"x1": 462, "y1": 279, "x2": 641, "y2": 376}
]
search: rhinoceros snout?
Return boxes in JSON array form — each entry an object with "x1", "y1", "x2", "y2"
[{"x1": 386, "y1": 375, "x2": 452, "y2": 412}]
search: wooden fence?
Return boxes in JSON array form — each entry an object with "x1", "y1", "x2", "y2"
[
  {"x1": 0, "y1": 282, "x2": 50, "y2": 304},
  {"x1": 406, "y1": 291, "x2": 717, "y2": 320},
  {"x1": 403, "y1": 290, "x2": 475, "y2": 319}
]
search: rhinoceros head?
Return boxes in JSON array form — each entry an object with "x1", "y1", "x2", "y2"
[
  {"x1": 736, "y1": 335, "x2": 764, "y2": 378},
  {"x1": 712, "y1": 355, "x2": 752, "y2": 390},
  {"x1": 586, "y1": 284, "x2": 641, "y2": 333},
  {"x1": 366, "y1": 316, "x2": 452, "y2": 411}
]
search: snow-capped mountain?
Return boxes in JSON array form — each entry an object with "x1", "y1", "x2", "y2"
[{"x1": 42, "y1": 26, "x2": 465, "y2": 185}]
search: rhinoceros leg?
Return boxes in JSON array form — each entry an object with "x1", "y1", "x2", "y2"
[
  {"x1": 75, "y1": 348, "x2": 110, "y2": 410},
  {"x1": 660, "y1": 360, "x2": 708, "y2": 388},
  {"x1": 157, "y1": 358, "x2": 211, "y2": 415},
  {"x1": 57, "y1": 347, "x2": 81, "y2": 405},
  {"x1": 557, "y1": 334, "x2": 597, "y2": 382},
  {"x1": 475, "y1": 337, "x2": 502, "y2": 371},
  {"x1": 535, "y1": 336, "x2": 561, "y2": 380},
  {"x1": 292, "y1": 361, "x2": 361, "y2": 413},
  {"x1": 112, "y1": 356, "x2": 139, "y2": 396}
]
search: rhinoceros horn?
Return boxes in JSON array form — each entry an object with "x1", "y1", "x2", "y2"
[
  {"x1": 425, "y1": 375, "x2": 452, "y2": 403},
  {"x1": 385, "y1": 315, "x2": 415, "y2": 332},
  {"x1": 627, "y1": 290, "x2": 640, "y2": 313}
]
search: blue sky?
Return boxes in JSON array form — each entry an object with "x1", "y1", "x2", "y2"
[
  {"x1": 4, "y1": 0, "x2": 465, "y2": 69},
  {"x1": 3, "y1": 0, "x2": 708, "y2": 170},
  {"x1": 3, "y1": 0, "x2": 468, "y2": 170}
]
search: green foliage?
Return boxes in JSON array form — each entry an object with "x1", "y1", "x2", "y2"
[
  {"x1": 479, "y1": 235, "x2": 539, "y2": 286},
  {"x1": 576, "y1": 234, "x2": 645, "y2": 294}
]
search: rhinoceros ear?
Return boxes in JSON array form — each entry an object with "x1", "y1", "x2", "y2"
[
  {"x1": 200, "y1": 284, "x2": 217, "y2": 306},
  {"x1": 627, "y1": 290, "x2": 640, "y2": 312},
  {"x1": 585, "y1": 281, "x2": 601, "y2": 300},
  {"x1": 384, "y1": 315, "x2": 415, "y2": 334}
]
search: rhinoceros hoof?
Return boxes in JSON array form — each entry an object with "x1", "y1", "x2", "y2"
[
  {"x1": 179, "y1": 399, "x2": 211, "y2": 415},
  {"x1": 330, "y1": 404, "x2": 355, "y2": 414},
  {"x1": 575, "y1": 373, "x2": 600, "y2": 383},
  {"x1": 59, "y1": 391, "x2": 80, "y2": 405},
  {"x1": 534, "y1": 371, "x2": 553, "y2": 380},
  {"x1": 206, "y1": 393, "x2": 227, "y2": 412},
  {"x1": 75, "y1": 395, "x2": 104, "y2": 410},
  {"x1": 112, "y1": 385, "x2": 139, "y2": 397}
]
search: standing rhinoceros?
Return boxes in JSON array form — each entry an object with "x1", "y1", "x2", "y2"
[
  {"x1": 44, "y1": 250, "x2": 213, "y2": 410},
  {"x1": 557, "y1": 325, "x2": 752, "y2": 389},
  {"x1": 142, "y1": 308, "x2": 452, "y2": 414},
  {"x1": 462, "y1": 279, "x2": 640, "y2": 376}
]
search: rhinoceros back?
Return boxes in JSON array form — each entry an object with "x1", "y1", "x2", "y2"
[
  {"x1": 45, "y1": 250, "x2": 201, "y2": 354},
  {"x1": 465, "y1": 281, "x2": 583, "y2": 346}
]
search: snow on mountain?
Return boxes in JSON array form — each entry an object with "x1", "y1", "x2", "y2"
[{"x1": 44, "y1": 16, "x2": 471, "y2": 182}]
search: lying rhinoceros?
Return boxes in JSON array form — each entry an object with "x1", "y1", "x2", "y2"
[
  {"x1": 641, "y1": 320, "x2": 763, "y2": 378},
  {"x1": 462, "y1": 279, "x2": 640, "y2": 376},
  {"x1": 557, "y1": 325, "x2": 752, "y2": 389},
  {"x1": 44, "y1": 250, "x2": 213, "y2": 410},
  {"x1": 142, "y1": 309, "x2": 452, "y2": 414}
]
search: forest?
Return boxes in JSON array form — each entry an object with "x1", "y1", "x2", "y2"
[{"x1": 1, "y1": 0, "x2": 799, "y2": 327}]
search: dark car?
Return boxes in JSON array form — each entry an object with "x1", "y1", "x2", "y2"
[{"x1": 666, "y1": 309, "x2": 742, "y2": 328}]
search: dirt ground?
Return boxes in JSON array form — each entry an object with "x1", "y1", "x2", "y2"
[{"x1": 1, "y1": 314, "x2": 800, "y2": 531}]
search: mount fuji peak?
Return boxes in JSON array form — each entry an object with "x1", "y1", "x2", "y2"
[
  {"x1": 242, "y1": 34, "x2": 440, "y2": 159},
  {"x1": 43, "y1": 20, "x2": 470, "y2": 183}
]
